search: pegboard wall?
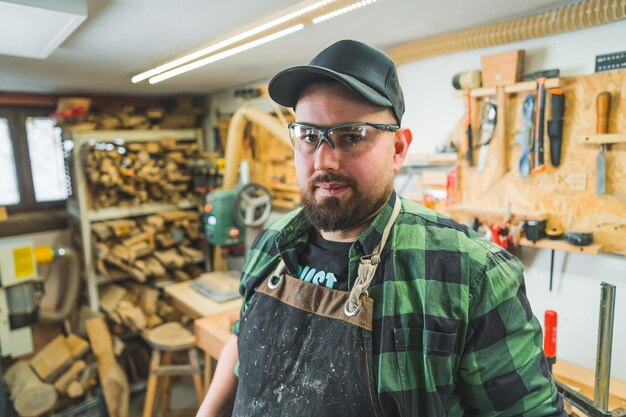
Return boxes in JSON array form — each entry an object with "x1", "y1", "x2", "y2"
[{"x1": 451, "y1": 69, "x2": 626, "y2": 256}]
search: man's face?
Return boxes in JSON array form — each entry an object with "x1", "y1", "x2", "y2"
[{"x1": 294, "y1": 83, "x2": 408, "y2": 232}]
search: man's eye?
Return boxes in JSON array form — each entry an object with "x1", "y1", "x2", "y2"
[
  {"x1": 338, "y1": 133, "x2": 364, "y2": 145},
  {"x1": 302, "y1": 133, "x2": 319, "y2": 144}
]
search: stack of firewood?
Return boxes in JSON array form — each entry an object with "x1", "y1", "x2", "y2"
[
  {"x1": 98, "y1": 280, "x2": 184, "y2": 334},
  {"x1": 93, "y1": 210, "x2": 205, "y2": 283},
  {"x1": 85, "y1": 138, "x2": 199, "y2": 209},
  {"x1": 55, "y1": 97, "x2": 204, "y2": 132},
  {"x1": 4, "y1": 317, "x2": 131, "y2": 417}
]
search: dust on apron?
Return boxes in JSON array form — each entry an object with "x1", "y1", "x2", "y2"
[{"x1": 233, "y1": 196, "x2": 401, "y2": 417}]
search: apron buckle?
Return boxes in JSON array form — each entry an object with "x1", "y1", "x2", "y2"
[
  {"x1": 268, "y1": 274, "x2": 283, "y2": 289},
  {"x1": 344, "y1": 298, "x2": 362, "y2": 317}
]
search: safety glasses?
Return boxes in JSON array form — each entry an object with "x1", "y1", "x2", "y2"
[{"x1": 287, "y1": 122, "x2": 399, "y2": 155}]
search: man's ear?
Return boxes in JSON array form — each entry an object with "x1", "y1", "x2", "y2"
[{"x1": 392, "y1": 128, "x2": 412, "y2": 172}]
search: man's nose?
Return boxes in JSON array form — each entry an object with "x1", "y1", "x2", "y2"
[{"x1": 313, "y1": 138, "x2": 340, "y2": 171}]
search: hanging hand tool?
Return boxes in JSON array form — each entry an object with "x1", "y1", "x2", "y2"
[
  {"x1": 464, "y1": 92, "x2": 474, "y2": 166},
  {"x1": 595, "y1": 91, "x2": 611, "y2": 195},
  {"x1": 543, "y1": 310, "x2": 557, "y2": 373},
  {"x1": 547, "y1": 89, "x2": 565, "y2": 167},
  {"x1": 516, "y1": 95, "x2": 535, "y2": 177},
  {"x1": 522, "y1": 68, "x2": 560, "y2": 81},
  {"x1": 476, "y1": 100, "x2": 497, "y2": 171},
  {"x1": 531, "y1": 77, "x2": 547, "y2": 174},
  {"x1": 452, "y1": 70, "x2": 482, "y2": 90}
]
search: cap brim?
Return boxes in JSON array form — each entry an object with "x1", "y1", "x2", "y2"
[{"x1": 268, "y1": 65, "x2": 392, "y2": 109}]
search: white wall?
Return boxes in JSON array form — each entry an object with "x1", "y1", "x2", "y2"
[{"x1": 397, "y1": 21, "x2": 626, "y2": 380}]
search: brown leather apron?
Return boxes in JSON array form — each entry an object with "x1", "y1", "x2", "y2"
[{"x1": 232, "y1": 196, "x2": 401, "y2": 417}]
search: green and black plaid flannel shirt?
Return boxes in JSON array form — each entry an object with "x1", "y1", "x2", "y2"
[{"x1": 234, "y1": 191, "x2": 566, "y2": 416}]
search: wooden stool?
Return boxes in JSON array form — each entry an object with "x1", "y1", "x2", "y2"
[{"x1": 142, "y1": 322, "x2": 203, "y2": 417}]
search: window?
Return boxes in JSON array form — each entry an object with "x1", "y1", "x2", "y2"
[
  {"x1": 25, "y1": 117, "x2": 69, "y2": 202},
  {"x1": 0, "y1": 108, "x2": 70, "y2": 213},
  {"x1": 0, "y1": 118, "x2": 20, "y2": 205}
]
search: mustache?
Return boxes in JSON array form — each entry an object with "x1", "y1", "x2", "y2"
[{"x1": 309, "y1": 172, "x2": 355, "y2": 187}]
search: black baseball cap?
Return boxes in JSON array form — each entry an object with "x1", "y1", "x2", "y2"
[{"x1": 268, "y1": 39, "x2": 405, "y2": 124}]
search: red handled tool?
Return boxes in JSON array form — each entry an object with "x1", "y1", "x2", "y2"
[{"x1": 544, "y1": 310, "x2": 557, "y2": 373}]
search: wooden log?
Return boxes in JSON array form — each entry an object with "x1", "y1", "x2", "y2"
[
  {"x1": 85, "y1": 317, "x2": 129, "y2": 417},
  {"x1": 146, "y1": 215, "x2": 165, "y2": 231},
  {"x1": 173, "y1": 269, "x2": 191, "y2": 281},
  {"x1": 78, "y1": 363, "x2": 98, "y2": 392},
  {"x1": 104, "y1": 255, "x2": 146, "y2": 282},
  {"x1": 92, "y1": 222, "x2": 112, "y2": 240},
  {"x1": 112, "y1": 335, "x2": 126, "y2": 357},
  {"x1": 65, "y1": 333, "x2": 89, "y2": 359},
  {"x1": 99, "y1": 285, "x2": 127, "y2": 316},
  {"x1": 146, "y1": 314, "x2": 164, "y2": 329},
  {"x1": 158, "y1": 211, "x2": 197, "y2": 222},
  {"x1": 30, "y1": 334, "x2": 72, "y2": 382},
  {"x1": 5, "y1": 361, "x2": 58, "y2": 417},
  {"x1": 107, "y1": 219, "x2": 136, "y2": 237},
  {"x1": 140, "y1": 286, "x2": 159, "y2": 315},
  {"x1": 179, "y1": 245, "x2": 203, "y2": 262},
  {"x1": 155, "y1": 232, "x2": 176, "y2": 249},
  {"x1": 144, "y1": 257, "x2": 166, "y2": 277},
  {"x1": 53, "y1": 360, "x2": 86, "y2": 393},
  {"x1": 116, "y1": 300, "x2": 147, "y2": 331},
  {"x1": 66, "y1": 380, "x2": 85, "y2": 399},
  {"x1": 154, "y1": 249, "x2": 186, "y2": 268}
]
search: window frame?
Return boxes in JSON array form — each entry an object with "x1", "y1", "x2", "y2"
[{"x1": 0, "y1": 106, "x2": 67, "y2": 214}]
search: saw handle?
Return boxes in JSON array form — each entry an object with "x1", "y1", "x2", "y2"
[{"x1": 596, "y1": 92, "x2": 611, "y2": 134}]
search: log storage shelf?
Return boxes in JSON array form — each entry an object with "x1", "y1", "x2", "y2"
[{"x1": 64, "y1": 129, "x2": 204, "y2": 310}]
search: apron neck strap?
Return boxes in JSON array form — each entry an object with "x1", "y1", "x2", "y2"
[{"x1": 346, "y1": 194, "x2": 401, "y2": 316}]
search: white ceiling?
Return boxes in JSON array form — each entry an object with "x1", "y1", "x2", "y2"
[{"x1": 0, "y1": 0, "x2": 577, "y2": 96}]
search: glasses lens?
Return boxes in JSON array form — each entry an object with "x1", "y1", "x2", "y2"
[
  {"x1": 329, "y1": 125, "x2": 376, "y2": 153},
  {"x1": 290, "y1": 124, "x2": 321, "y2": 151}
]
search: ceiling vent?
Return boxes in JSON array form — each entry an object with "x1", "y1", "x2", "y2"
[{"x1": 0, "y1": 0, "x2": 87, "y2": 59}]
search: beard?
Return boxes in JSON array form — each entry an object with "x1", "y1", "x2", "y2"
[{"x1": 301, "y1": 172, "x2": 393, "y2": 232}]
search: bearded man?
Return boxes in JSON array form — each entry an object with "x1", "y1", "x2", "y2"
[{"x1": 197, "y1": 39, "x2": 566, "y2": 417}]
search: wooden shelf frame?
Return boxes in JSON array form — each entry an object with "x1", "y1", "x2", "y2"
[
  {"x1": 65, "y1": 129, "x2": 203, "y2": 310},
  {"x1": 583, "y1": 133, "x2": 626, "y2": 145},
  {"x1": 455, "y1": 77, "x2": 562, "y2": 98},
  {"x1": 519, "y1": 237, "x2": 602, "y2": 255},
  {"x1": 447, "y1": 204, "x2": 547, "y2": 222}
]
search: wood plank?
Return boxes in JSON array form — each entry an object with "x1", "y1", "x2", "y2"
[
  {"x1": 65, "y1": 333, "x2": 89, "y2": 359},
  {"x1": 194, "y1": 309, "x2": 240, "y2": 360},
  {"x1": 553, "y1": 359, "x2": 626, "y2": 410},
  {"x1": 447, "y1": 204, "x2": 547, "y2": 221},
  {"x1": 85, "y1": 316, "x2": 129, "y2": 417},
  {"x1": 71, "y1": 129, "x2": 201, "y2": 143},
  {"x1": 164, "y1": 277, "x2": 242, "y2": 319},
  {"x1": 519, "y1": 237, "x2": 603, "y2": 255},
  {"x1": 53, "y1": 360, "x2": 86, "y2": 393},
  {"x1": 583, "y1": 134, "x2": 626, "y2": 145},
  {"x1": 30, "y1": 334, "x2": 72, "y2": 382}
]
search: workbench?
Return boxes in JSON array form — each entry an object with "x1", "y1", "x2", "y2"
[{"x1": 163, "y1": 275, "x2": 241, "y2": 391}]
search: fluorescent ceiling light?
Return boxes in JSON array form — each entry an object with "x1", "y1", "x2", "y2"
[
  {"x1": 313, "y1": 0, "x2": 378, "y2": 24},
  {"x1": 149, "y1": 24, "x2": 305, "y2": 84},
  {"x1": 132, "y1": 0, "x2": 335, "y2": 83}
]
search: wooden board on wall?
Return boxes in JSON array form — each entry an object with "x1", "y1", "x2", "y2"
[{"x1": 454, "y1": 70, "x2": 626, "y2": 256}]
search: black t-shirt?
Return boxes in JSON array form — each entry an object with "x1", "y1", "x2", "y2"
[{"x1": 295, "y1": 230, "x2": 352, "y2": 291}]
